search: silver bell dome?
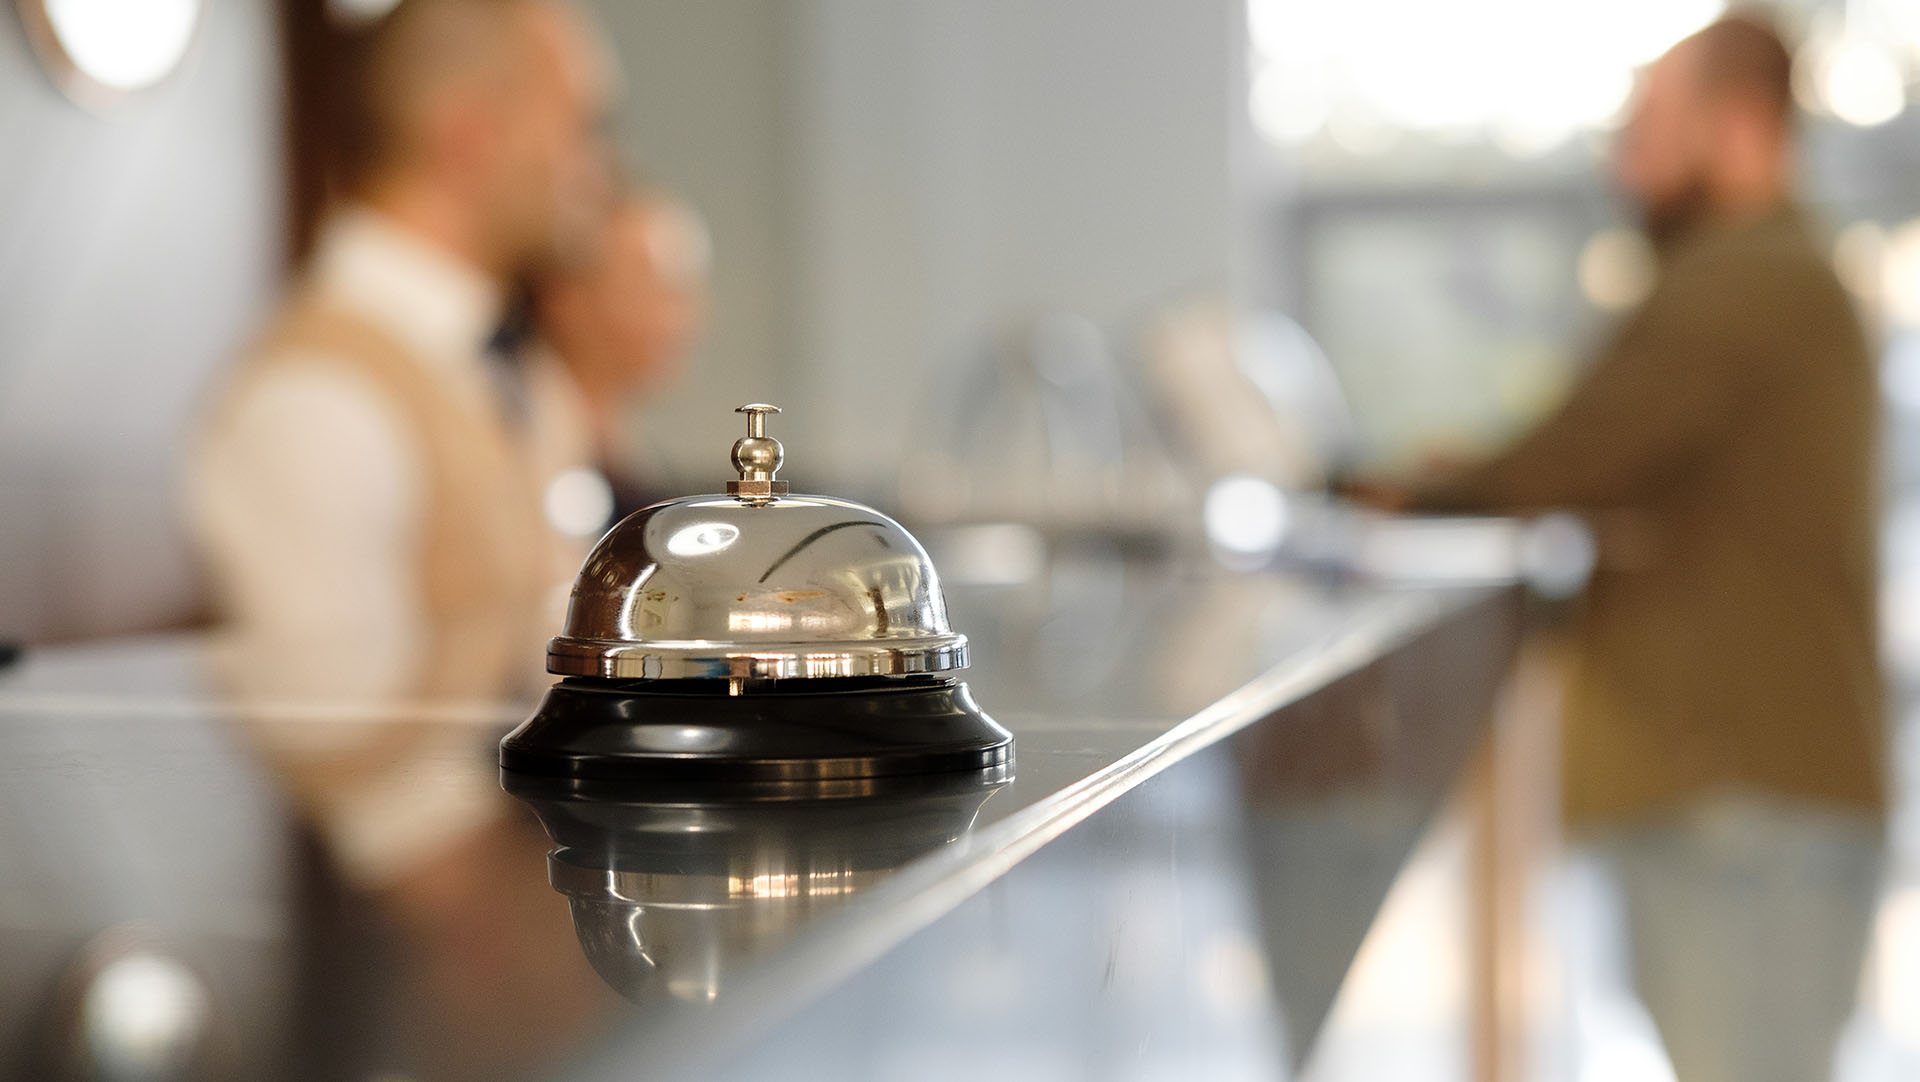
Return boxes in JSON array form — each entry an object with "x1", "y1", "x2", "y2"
[{"x1": 546, "y1": 404, "x2": 969, "y2": 681}]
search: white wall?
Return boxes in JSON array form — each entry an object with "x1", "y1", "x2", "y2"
[
  {"x1": 789, "y1": 0, "x2": 1241, "y2": 492},
  {"x1": 0, "y1": 0, "x2": 283, "y2": 640},
  {"x1": 590, "y1": 0, "x2": 1241, "y2": 494}
]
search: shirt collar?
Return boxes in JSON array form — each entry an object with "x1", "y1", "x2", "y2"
[{"x1": 310, "y1": 207, "x2": 505, "y2": 372}]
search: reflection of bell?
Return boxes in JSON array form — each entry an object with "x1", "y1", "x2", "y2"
[
  {"x1": 502, "y1": 770, "x2": 1007, "y2": 1004},
  {"x1": 500, "y1": 403, "x2": 1012, "y2": 782}
]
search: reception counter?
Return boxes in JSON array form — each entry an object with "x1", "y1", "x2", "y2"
[{"x1": 0, "y1": 555, "x2": 1520, "y2": 1081}]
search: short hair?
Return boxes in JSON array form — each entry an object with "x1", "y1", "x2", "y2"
[
  {"x1": 340, "y1": 0, "x2": 526, "y2": 184},
  {"x1": 1686, "y1": 13, "x2": 1796, "y2": 129}
]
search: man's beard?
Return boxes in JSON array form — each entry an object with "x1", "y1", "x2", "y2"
[{"x1": 1639, "y1": 178, "x2": 1715, "y2": 252}]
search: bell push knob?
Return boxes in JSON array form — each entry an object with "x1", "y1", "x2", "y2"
[{"x1": 728, "y1": 403, "x2": 788, "y2": 502}]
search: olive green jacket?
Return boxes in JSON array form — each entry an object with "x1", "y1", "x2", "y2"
[{"x1": 1412, "y1": 206, "x2": 1887, "y2": 828}]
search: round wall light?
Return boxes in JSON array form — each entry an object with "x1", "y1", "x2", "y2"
[{"x1": 15, "y1": 0, "x2": 203, "y2": 108}]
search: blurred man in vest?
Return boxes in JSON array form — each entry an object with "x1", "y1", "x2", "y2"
[
  {"x1": 191, "y1": 0, "x2": 612, "y2": 674},
  {"x1": 1354, "y1": 16, "x2": 1884, "y2": 1081}
]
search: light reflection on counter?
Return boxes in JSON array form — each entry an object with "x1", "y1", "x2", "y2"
[{"x1": 506, "y1": 770, "x2": 1008, "y2": 1006}]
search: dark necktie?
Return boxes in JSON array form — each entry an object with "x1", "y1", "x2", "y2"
[{"x1": 483, "y1": 287, "x2": 536, "y2": 431}]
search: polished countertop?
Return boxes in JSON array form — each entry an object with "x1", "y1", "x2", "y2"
[{"x1": 0, "y1": 544, "x2": 1520, "y2": 1082}]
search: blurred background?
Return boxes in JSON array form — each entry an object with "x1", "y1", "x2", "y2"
[
  {"x1": 11, "y1": 0, "x2": 1920, "y2": 640},
  {"x1": 8, "y1": 0, "x2": 1920, "y2": 1079},
  {"x1": 4, "y1": 0, "x2": 1251, "y2": 641}
]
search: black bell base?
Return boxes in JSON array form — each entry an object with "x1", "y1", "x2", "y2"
[{"x1": 498, "y1": 676, "x2": 1013, "y2": 785}]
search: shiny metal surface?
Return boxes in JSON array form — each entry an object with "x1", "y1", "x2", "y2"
[{"x1": 548, "y1": 403, "x2": 970, "y2": 680}]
